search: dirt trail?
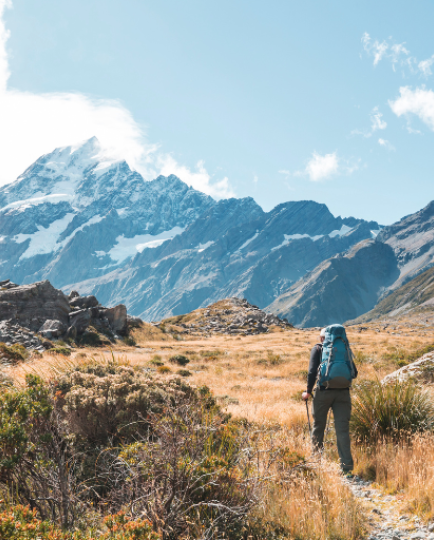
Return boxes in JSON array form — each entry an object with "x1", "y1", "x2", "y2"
[{"x1": 346, "y1": 477, "x2": 434, "y2": 540}]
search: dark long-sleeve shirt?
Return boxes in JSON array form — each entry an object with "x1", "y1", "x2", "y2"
[
  {"x1": 307, "y1": 344, "x2": 322, "y2": 394},
  {"x1": 307, "y1": 343, "x2": 358, "y2": 393}
]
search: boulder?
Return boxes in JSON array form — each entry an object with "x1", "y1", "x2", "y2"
[
  {"x1": 105, "y1": 304, "x2": 128, "y2": 335},
  {"x1": 0, "y1": 280, "x2": 70, "y2": 332},
  {"x1": 69, "y1": 309, "x2": 91, "y2": 334},
  {"x1": 70, "y1": 295, "x2": 99, "y2": 309},
  {"x1": 38, "y1": 319, "x2": 67, "y2": 339},
  {"x1": 382, "y1": 352, "x2": 434, "y2": 385},
  {"x1": 69, "y1": 290, "x2": 80, "y2": 300}
]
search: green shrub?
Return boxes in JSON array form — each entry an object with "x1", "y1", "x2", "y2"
[
  {"x1": 123, "y1": 335, "x2": 136, "y2": 346},
  {"x1": 47, "y1": 346, "x2": 72, "y2": 356},
  {"x1": 177, "y1": 369, "x2": 192, "y2": 377},
  {"x1": 0, "y1": 342, "x2": 28, "y2": 362},
  {"x1": 0, "y1": 360, "x2": 268, "y2": 540},
  {"x1": 149, "y1": 358, "x2": 164, "y2": 366},
  {"x1": 169, "y1": 354, "x2": 190, "y2": 366},
  {"x1": 351, "y1": 379, "x2": 434, "y2": 442},
  {"x1": 78, "y1": 330, "x2": 102, "y2": 347}
]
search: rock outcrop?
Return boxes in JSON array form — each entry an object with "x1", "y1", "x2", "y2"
[
  {"x1": 157, "y1": 297, "x2": 292, "y2": 336},
  {"x1": 0, "y1": 278, "x2": 133, "y2": 349},
  {"x1": 0, "y1": 280, "x2": 70, "y2": 331},
  {"x1": 382, "y1": 352, "x2": 434, "y2": 385}
]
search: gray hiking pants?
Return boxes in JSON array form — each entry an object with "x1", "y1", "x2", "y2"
[{"x1": 311, "y1": 388, "x2": 354, "y2": 472}]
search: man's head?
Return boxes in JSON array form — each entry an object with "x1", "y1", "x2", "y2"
[{"x1": 320, "y1": 328, "x2": 326, "y2": 343}]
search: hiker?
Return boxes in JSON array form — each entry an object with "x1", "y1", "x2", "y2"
[{"x1": 302, "y1": 325, "x2": 358, "y2": 474}]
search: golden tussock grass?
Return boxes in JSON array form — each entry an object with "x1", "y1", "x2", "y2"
[
  {"x1": 354, "y1": 434, "x2": 434, "y2": 519},
  {"x1": 4, "y1": 319, "x2": 434, "y2": 534}
]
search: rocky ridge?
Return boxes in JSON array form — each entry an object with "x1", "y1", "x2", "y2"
[
  {"x1": 155, "y1": 297, "x2": 293, "y2": 336},
  {"x1": 267, "y1": 240, "x2": 400, "y2": 327}
]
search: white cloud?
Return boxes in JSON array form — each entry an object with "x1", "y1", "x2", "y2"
[
  {"x1": 378, "y1": 138, "x2": 395, "y2": 151},
  {"x1": 389, "y1": 86, "x2": 434, "y2": 131},
  {"x1": 0, "y1": 1, "x2": 233, "y2": 198},
  {"x1": 305, "y1": 152, "x2": 339, "y2": 182}
]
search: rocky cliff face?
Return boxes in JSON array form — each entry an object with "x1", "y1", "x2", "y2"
[{"x1": 267, "y1": 240, "x2": 399, "y2": 327}]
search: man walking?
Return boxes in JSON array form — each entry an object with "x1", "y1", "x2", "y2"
[{"x1": 302, "y1": 325, "x2": 357, "y2": 474}]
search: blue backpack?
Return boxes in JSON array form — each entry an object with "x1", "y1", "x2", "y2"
[{"x1": 318, "y1": 324, "x2": 356, "y2": 389}]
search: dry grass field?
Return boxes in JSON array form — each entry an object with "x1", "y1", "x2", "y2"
[
  {"x1": 4, "y1": 317, "x2": 434, "y2": 537},
  {"x1": 8, "y1": 319, "x2": 434, "y2": 426}
]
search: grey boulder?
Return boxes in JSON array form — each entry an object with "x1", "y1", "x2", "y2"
[
  {"x1": 104, "y1": 304, "x2": 128, "y2": 335},
  {"x1": 69, "y1": 295, "x2": 99, "y2": 309},
  {"x1": 0, "y1": 280, "x2": 70, "y2": 332},
  {"x1": 69, "y1": 309, "x2": 91, "y2": 333},
  {"x1": 38, "y1": 319, "x2": 67, "y2": 339}
]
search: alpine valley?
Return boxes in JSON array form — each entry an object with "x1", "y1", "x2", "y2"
[{"x1": 1, "y1": 138, "x2": 433, "y2": 326}]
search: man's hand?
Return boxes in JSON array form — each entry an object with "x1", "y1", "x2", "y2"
[{"x1": 302, "y1": 392, "x2": 311, "y2": 401}]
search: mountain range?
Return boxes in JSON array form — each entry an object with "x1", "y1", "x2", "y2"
[{"x1": 1, "y1": 137, "x2": 433, "y2": 326}]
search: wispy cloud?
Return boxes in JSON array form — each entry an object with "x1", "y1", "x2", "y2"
[
  {"x1": 352, "y1": 106, "x2": 387, "y2": 138},
  {"x1": 157, "y1": 156, "x2": 235, "y2": 198},
  {"x1": 371, "y1": 107, "x2": 387, "y2": 131},
  {"x1": 389, "y1": 86, "x2": 434, "y2": 131},
  {"x1": 0, "y1": 1, "x2": 233, "y2": 198},
  {"x1": 418, "y1": 55, "x2": 434, "y2": 77},
  {"x1": 378, "y1": 138, "x2": 395, "y2": 151},
  {"x1": 361, "y1": 32, "x2": 433, "y2": 77}
]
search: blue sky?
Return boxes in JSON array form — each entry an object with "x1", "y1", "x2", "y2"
[{"x1": 1, "y1": 0, "x2": 434, "y2": 223}]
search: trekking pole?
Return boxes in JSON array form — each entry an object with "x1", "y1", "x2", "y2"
[{"x1": 305, "y1": 400, "x2": 312, "y2": 433}]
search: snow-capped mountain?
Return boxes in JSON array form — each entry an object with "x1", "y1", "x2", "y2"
[
  {"x1": 0, "y1": 138, "x2": 214, "y2": 286},
  {"x1": 0, "y1": 138, "x2": 382, "y2": 322}
]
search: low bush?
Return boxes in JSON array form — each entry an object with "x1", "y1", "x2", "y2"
[
  {"x1": 177, "y1": 369, "x2": 191, "y2": 377},
  {"x1": 0, "y1": 342, "x2": 28, "y2": 362},
  {"x1": 48, "y1": 346, "x2": 72, "y2": 356},
  {"x1": 123, "y1": 336, "x2": 136, "y2": 346},
  {"x1": 168, "y1": 354, "x2": 189, "y2": 366},
  {"x1": 0, "y1": 505, "x2": 161, "y2": 539},
  {"x1": 78, "y1": 330, "x2": 102, "y2": 347},
  {"x1": 157, "y1": 365, "x2": 171, "y2": 374},
  {"x1": 351, "y1": 379, "x2": 434, "y2": 442}
]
